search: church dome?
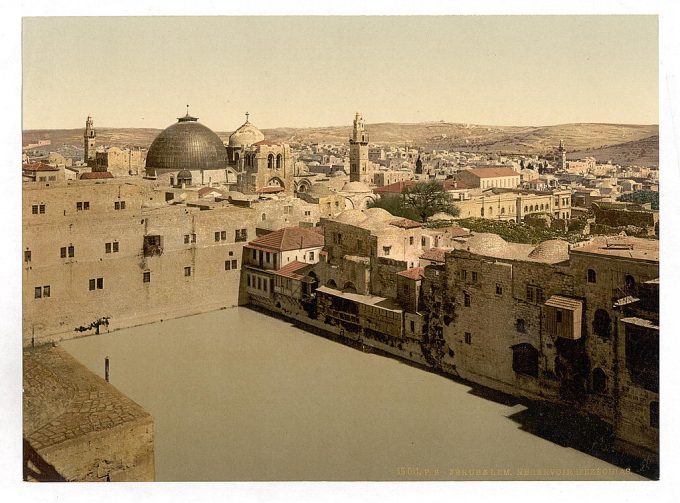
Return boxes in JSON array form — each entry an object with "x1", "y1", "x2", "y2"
[
  {"x1": 465, "y1": 233, "x2": 508, "y2": 255},
  {"x1": 341, "y1": 181, "x2": 371, "y2": 193},
  {"x1": 228, "y1": 117, "x2": 265, "y2": 148},
  {"x1": 528, "y1": 239, "x2": 569, "y2": 263},
  {"x1": 335, "y1": 209, "x2": 368, "y2": 225},
  {"x1": 363, "y1": 207, "x2": 394, "y2": 222},
  {"x1": 146, "y1": 113, "x2": 227, "y2": 171}
]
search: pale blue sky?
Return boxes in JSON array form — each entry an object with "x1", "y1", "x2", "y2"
[{"x1": 22, "y1": 16, "x2": 658, "y2": 130}]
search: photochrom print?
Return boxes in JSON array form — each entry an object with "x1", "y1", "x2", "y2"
[{"x1": 21, "y1": 15, "x2": 659, "y2": 482}]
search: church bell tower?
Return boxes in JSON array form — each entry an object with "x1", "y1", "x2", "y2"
[
  {"x1": 558, "y1": 139, "x2": 566, "y2": 170},
  {"x1": 84, "y1": 116, "x2": 96, "y2": 165},
  {"x1": 349, "y1": 112, "x2": 369, "y2": 183}
]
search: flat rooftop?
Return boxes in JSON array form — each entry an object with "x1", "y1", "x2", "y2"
[{"x1": 570, "y1": 236, "x2": 659, "y2": 262}]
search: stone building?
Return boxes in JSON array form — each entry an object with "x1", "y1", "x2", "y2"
[
  {"x1": 24, "y1": 346, "x2": 154, "y2": 481},
  {"x1": 456, "y1": 166, "x2": 520, "y2": 189},
  {"x1": 420, "y1": 234, "x2": 658, "y2": 462},
  {"x1": 236, "y1": 140, "x2": 294, "y2": 197},
  {"x1": 22, "y1": 178, "x2": 319, "y2": 346},
  {"x1": 95, "y1": 146, "x2": 147, "y2": 177},
  {"x1": 454, "y1": 187, "x2": 572, "y2": 222},
  {"x1": 83, "y1": 116, "x2": 96, "y2": 166},
  {"x1": 23, "y1": 162, "x2": 64, "y2": 183}
]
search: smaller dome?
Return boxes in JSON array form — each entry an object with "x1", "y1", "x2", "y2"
[
  {"x1": 335, "y1": 209, "x2": 368, "y2": 225},
  {"x1": 363, "y1": 207, "x2": 394, "y2": 221},
  {"x1": 177, "y1": 169, "x2": 192, "y2": 181},
  {"x1": 342, "y1": 181, "x2": 371, "y2": 193},
  {"x1": 466, "y1": 233, "x2": 508, "y2": 255},
  {"x1": 228, "y1": 117, "x2": 265, "y2": 148},
  {"x1": 528, "y1": 239, "x2": 570, "y2": 263}
]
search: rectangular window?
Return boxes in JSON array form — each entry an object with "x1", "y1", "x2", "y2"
[
  {"x1": 496, "y1": 283, "x2": 503, "y2": 295},
  {"x1": 42, "y1": 285, "x2": 50, "y2": 298},
  {"x1": 536, "y1": 288, "x2": 545, "y2": 304},
  {"x1": 112, "y1": 242, "x2": 119, "y2": 253},
  {"x1": 215, "y1": 231, "x2": 220, "y2": 242},
  {"x1": 304, "y1": 210, "x2": 311, "y2": 216},
  {"x1": 383, "y1": 246, "x2": 391, "y2": 256},
  {"x1": 462, "y1": 270, "x2": 467, "y2": 280},
  {"x1": 472, "y1": 271, "x2": 478, "y2": 282},
  {"x1": 114, "y1": 201, "x2": 120, "y2": 210},
  {"x1": 252, "y1": 249, "x2": 257, "y2": 260},
  {"x1": 60, "y1": 247, "x2": 66, "y2": 258},
  {"x1": 464, "y1": 292, "x2": 471, "y2": 307},
  {"x1": 555, "y1": 310, "x2": 563, "y2": 323},
  {"x1": 24, "y1": 250, "x2": 31, "y2": 262},
  {"x1": 421, "y1": 237, "x2": 426, "y2": 247},
  {"x1": 96, "y1": 278, "x2": 104, "y2": 289},
  {"x1": 235, "y1": 229, "x2": 248, "y2": 242},
  {"x1": 464, "y1": 332, "x2": 472, "y2": 344},
  {"x1": 526, "y1": 286, "x2": 534, "y2": 302},
  {"x1": 191, "y1": 233, "x2": 196, "y2": 243},
  {"x1": 220, "y1": 230, "x2": 227, "y2": 241},
  {"x1": 225, "y1": 260, "x2": 231, "y2": 270},
  {"x1": 32, "y1": 205, "x2": 38, "y2": 214},
  {"x1": 68, "y1": 245, "x2": 74, "y2": 258},
  {"x1": 76, "y1": 202, "x2": 82, "y2": 211},
  {"x1": 84, "y1": 202, "x2": 90, "y2": 210},
  {"x1": 410, "y1": 320, "x2": 415, "y2": 333},
  {"x1": 34, "y1": 287, "x2": 42, "y2": 299},
  {"x1": 143, "y1": 271, "x2": 151, "y2": 283},
  {"x1": 184, "y1": 266, "x2": 192, "y2": 277},
  {"x1": 229, "y1": 251, "x2": 233, "y2": 256},
  {"x1": 516, "y1": 319, "x2": 526, "y2": 333},
  {"x1": 409, "y1": 236, "x2": 414, "y2": 246},
  {"x1": 105, "y1": 242, "x2": 112, "y2": 253},
  {"x1": 89, "y1": 279, "x2": 96, "y2": 291},
  {"x1": 184, "y1": 234, "x2": 190, "y2": 244},
  {"x1": 266, "y1": 252, "x2": 271, "y2": 263},
  {"x1": 247, "y1": 275, "x2": 251, "y2": 287},
  {"x1": 309, "y1": 251, "x2": 315, "y2": 261},
  {"x1": 231, "y1": 260, "x2": 237, "y2": 269}
]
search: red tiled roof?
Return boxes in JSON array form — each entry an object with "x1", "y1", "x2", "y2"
[
  {"x1": 466, "y1": 167, "x2": 519, "y2": 178},
  {"x1": 273, "y1": 260, "x2": 310, "y2": 280},
  {"x1": 420, "y1": 247, "x2": 449, "y2": 263},
  {"x1": 373, "y1": 181, "x2": 417, "y2": 195},
  {"x1": 442, "y1": 179, "x2": 473, "y2": 190},
  {"x1": 247, "y1": 226, "x2": 324, "y2": 252},
  {"x1": 79, "y1": 171, "x2": 114, "y2": 179},
  {"x1": 22, "y1": 162, "x2": 58, "y2": 172},
  {"x1": 396, "y1": 267, "x2": 425, "y2": 280},
  {"x1": 437, "y1": 226, "x2": 470, "y2": 237},
  {"x1": 256, "y1": 186, "x2": 285, "y2": 194},
  {"x1": 389, "y1": 218, "x2": 422, "y2": 229}
]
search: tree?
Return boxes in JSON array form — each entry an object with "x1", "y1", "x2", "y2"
[
  {"x1": 401, "y1": 181, "x2": 460, "y2": 222},
  {"x1": 367, "y1": 195, "x2": 421, "y2": 221}
]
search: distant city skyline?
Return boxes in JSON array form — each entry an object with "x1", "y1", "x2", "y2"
[{"x1": 22, "y1": 16, "x2": 658, "y2": 130}]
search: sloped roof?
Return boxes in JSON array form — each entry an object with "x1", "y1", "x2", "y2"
[
  {"x1": 247, "y1": 226, "x2": 324, "y2": 252},
  {"x1": 420, "y1": 247, "x2": 449, "y2": 263},
  {"x1": 396, "y1": 267, "x2": 425, "y2": 280},
  {"x1": 373, "y1": 180, "x2": 416, "y2": 194},
  {"x1": 272, "y1": 260, "x2": 312, "y2": 280},
  {"x1": 466, "y1": 167, "x2": 519, "y2": 178},
  {"x1": 389, "y1": 218, "x2": 422, "y2": 229},
  {"x1": 23, "y1": 162, "x2": 59, "y2": 172},
  {"x1": 80, "y1": 171, "x2": 114, "y2": 179}
]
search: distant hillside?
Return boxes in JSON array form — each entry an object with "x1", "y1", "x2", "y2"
[
  {"x1": 23, "y1": 122, "x2": 658, "y2": 167},
  {"x1": 567, "y1": 135, "x2": 659, "y2": 168}
]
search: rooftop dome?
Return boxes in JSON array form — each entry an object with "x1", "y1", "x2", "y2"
[
  {"x1": 466, "y1": 233, "x2": 508, "y2": 255},
  {"x1": 228, "y1": 115, "x2": 265, "y2": 148},
  {"x1": 177, "y1": 169, "x2": 192, "y2": 180},
  {"x1": 335, "y1": 209, "x2": 368, "y2": 225},
  {"x1": 528, "y1": 239, "x2": 570, "y2": 263},
  {"x1": 363, "y1": 207, "x2": 394, "y2": 222},
  {"x1": 146, "y1": 113, "x2": 227, "y2": 171},
  {"x1": 341, "y1": 181, "x2": 371, "y2": 193}
]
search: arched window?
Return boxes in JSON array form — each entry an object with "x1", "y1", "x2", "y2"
[
  {"x1": 529, "y1": 205, "x2": 534, "y2": 212},
  {"x1": 488, "y1": 206, "x2": 493, "y2": 216},
  {"x1": 593, "y1": 309, "x2": 611, "y2": 338},
  {"x1": 343, "y1": 281, "x2": 357, "y2": 294},
  {"x1": 540, "y1": 203, "x2": 544, "y2": 210},
  {"x1": 501, "y1": 207, "x2": 505, "y2": 215},
  {"x1": 592, "y1": 368, "x2": 607, "y2": 394},
  {"x1": 587, "y1": 269, "x2": 597, "y2": 283},
  {"x1": 480, "y1": 207, "x2": 485, "y2": 217},
  {"x1": 234, "y1": 152, "x2": 240, "y2": 162},
  {"x1": 261, "y1": 213, "x2": 266, "y2": 222},
  {"x1": 524, "y1": 205, "x2": 528, "y2": 212},
  {"x1": 276, "y1": 154, "x2": 282, "y2": 169},
  {"x1": 267, "y1": 154, "x2": 274, "y2": 169}
]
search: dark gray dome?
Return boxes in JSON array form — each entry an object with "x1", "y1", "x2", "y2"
[{"x1": 146, "y1": 114, "x2": 227, "y2": 171}]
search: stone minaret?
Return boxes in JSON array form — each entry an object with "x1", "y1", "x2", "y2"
[
  {"x1": 558, "y1": 139, "x2": 566, "y2": 170},
  {"x1": 84, "y1": 116, "x2": 96, "y2": 165},
  {"x1": 349, "y1": 112, "x2": 369, "y2": 183}
]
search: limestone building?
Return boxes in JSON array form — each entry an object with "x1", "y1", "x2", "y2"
[
  {"x1": 83, "y1": 116, "x2": 96, "y2": 166},
  {"x1": 349, "y1": 112, "x2": 370, "y2": 183}
]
